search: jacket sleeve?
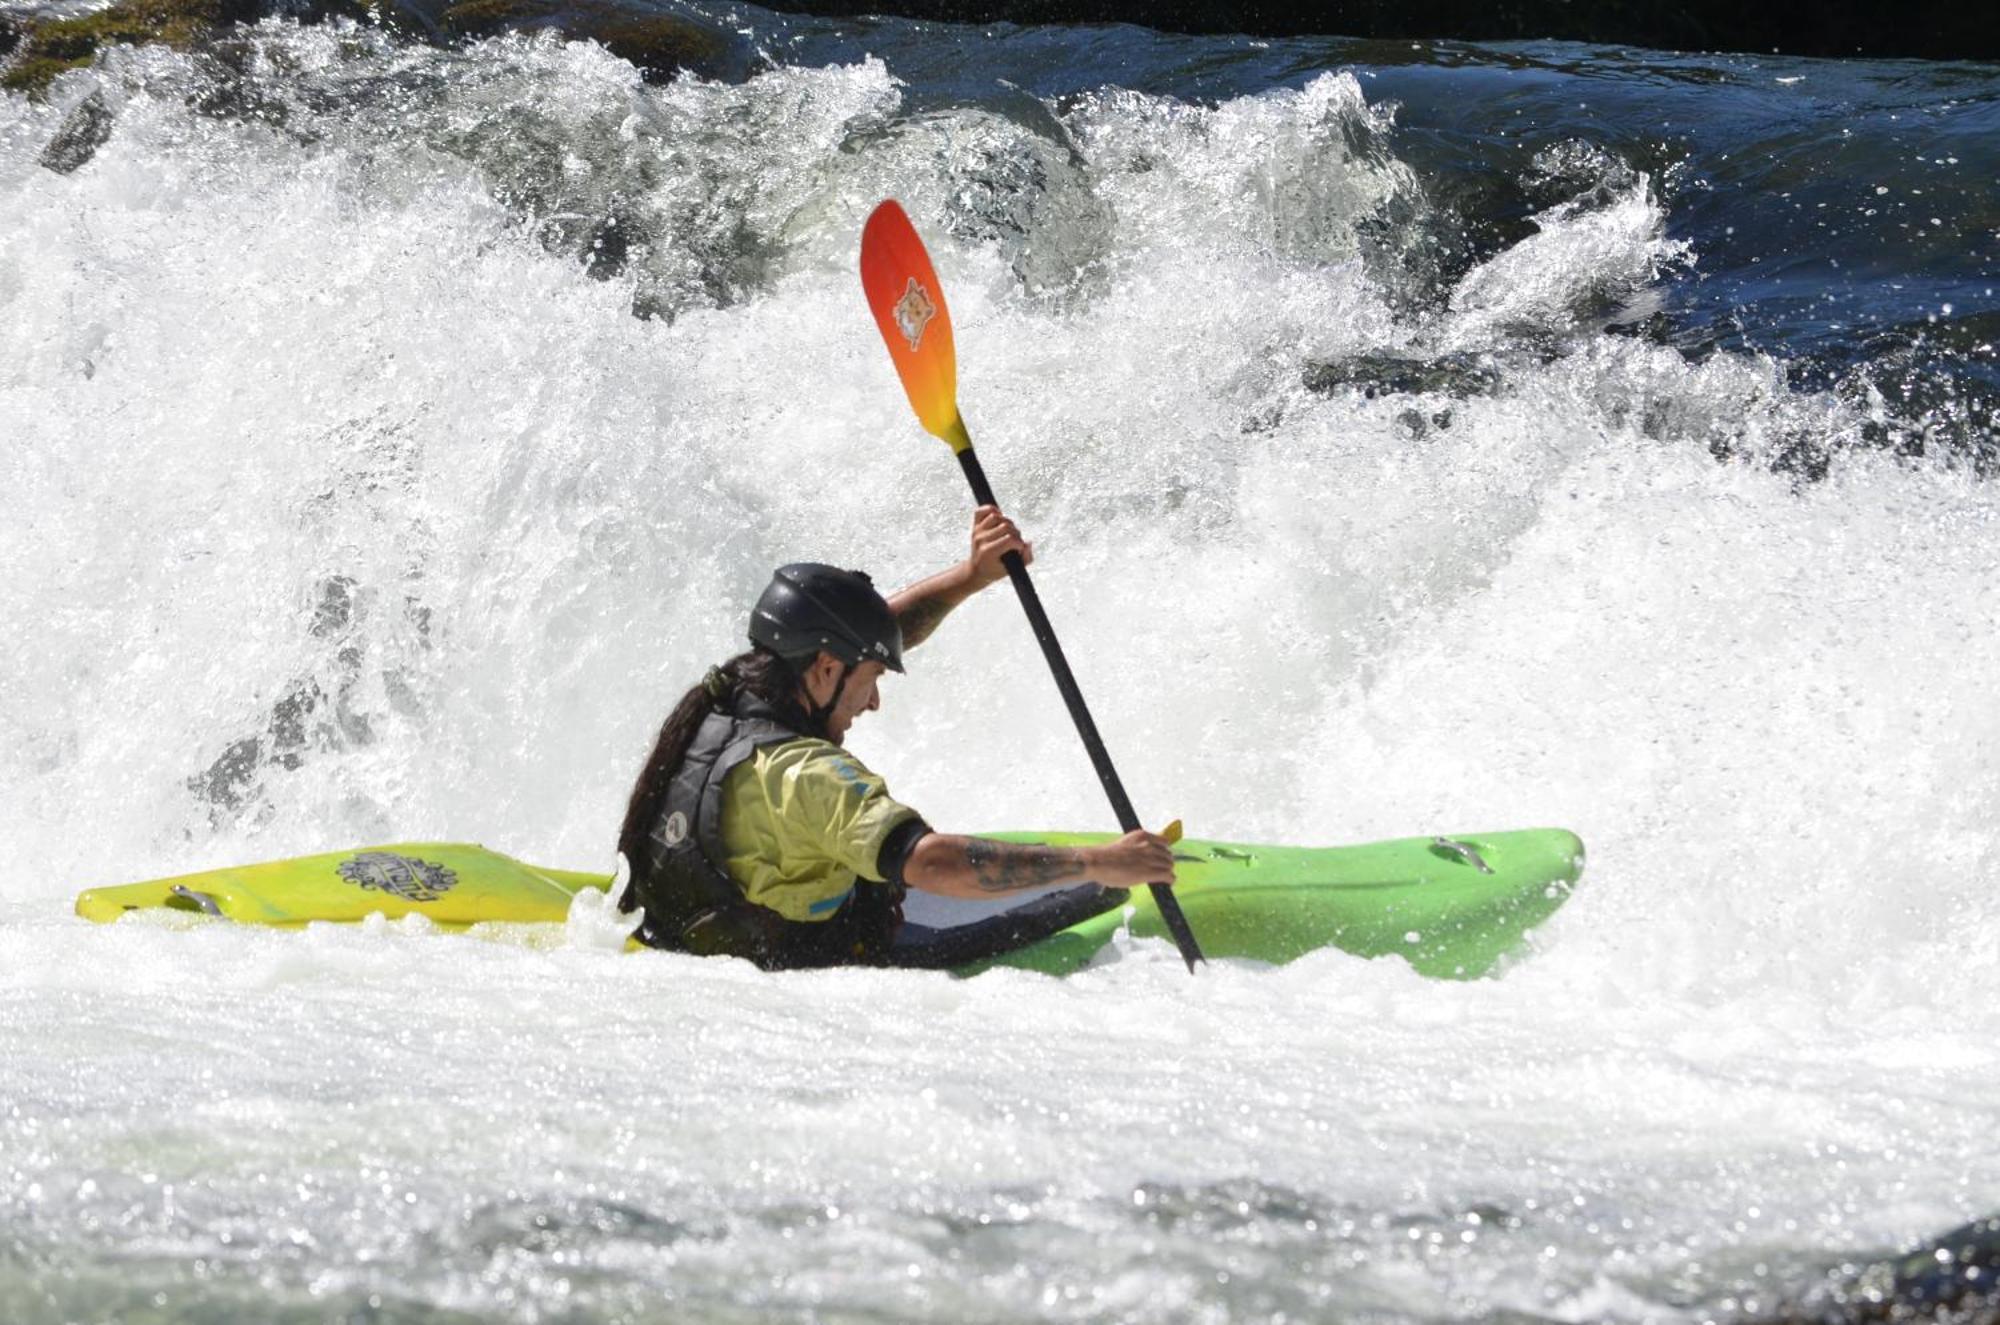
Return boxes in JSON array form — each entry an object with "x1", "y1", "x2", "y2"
[{"x1": 770, "y1": 742, "x2": 925, "y2": 883}]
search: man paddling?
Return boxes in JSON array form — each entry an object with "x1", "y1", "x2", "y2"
[{"x1": 615, "y1": 506, "x2": 1177, "y2": 970}]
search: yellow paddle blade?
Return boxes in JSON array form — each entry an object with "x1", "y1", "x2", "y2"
[{"x1": 860, "y1": 199, "x2": 972, "y2": 453}]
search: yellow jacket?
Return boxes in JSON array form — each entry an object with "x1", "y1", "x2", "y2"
[{"x1": 717, "y1": 738, "x2": 922, "y2": 922}]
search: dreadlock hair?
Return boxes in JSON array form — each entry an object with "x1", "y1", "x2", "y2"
[{"x1": 615, "y1": 648, "x2": 816, "y2": 893}]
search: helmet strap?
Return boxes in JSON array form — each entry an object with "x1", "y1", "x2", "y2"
[{"x1": 808, "y1": 659, "x2": 853, "y2": 738}]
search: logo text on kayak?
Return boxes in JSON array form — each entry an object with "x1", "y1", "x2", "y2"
[{"x1": 335, "y1": 852, "x2": 458, "y2": 903}]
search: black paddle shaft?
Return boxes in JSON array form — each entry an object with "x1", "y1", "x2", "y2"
[{"x1": 955, "y1": 447, "x2": 1206, "y2": 971}]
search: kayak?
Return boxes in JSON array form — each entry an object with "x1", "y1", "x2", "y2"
[{"x1": 73, "y1": 828, "x2": 1584, "y2": 978}]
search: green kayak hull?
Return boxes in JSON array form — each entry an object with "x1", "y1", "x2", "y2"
[{"x1": 73, "y1": 828, "x2": 1584, "y2": 979}]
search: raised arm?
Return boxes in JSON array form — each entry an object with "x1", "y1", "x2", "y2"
[
  {"x1": 888, "y1": 506, "x2": 1032, "y2": 650},
  {"x1": 902, "y1": 829, "x2": 1176, "y2": 900}
]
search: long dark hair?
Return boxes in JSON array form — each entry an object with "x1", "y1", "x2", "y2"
[{"x1": 616, "y1": 648, "x2": 812, "y2": 882}]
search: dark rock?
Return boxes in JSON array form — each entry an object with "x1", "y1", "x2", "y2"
[
  {"x1": 437, "y1": 0, "x2": 742, "y2": 82},
  {"x1": 750, "y1": 0, "x2": 2000, "y2": 62},
  {"x1": 580, "y1": 211, "x2": 634, "y2": 280},
  {"x1": 571, "y1": 5, "x2": 742, "y2": 82},
  {"x1": 0, "y1": 0, "x2": 732, "y2": 101},
  {"x1": 38, "y1": 89, "x2": 116, "y2": 173},
  {"x1": 1302, "y1": 352, "x2": 1504, "y2": 400},
  {"x1": 1, "y1": 0, "x2": 262, "y2": 97},
  {"x1": 1763, "y1": 1215, "x2": 2000, "y2": 1323},
  {"x1": 185, "y1": 575, "x2": 407, "y2": 828},
  {"x1": 182, "y1": 40, "x2": 293, "y2": 127},
  {"x1": 1869, "y1": 1216, "x2": 2000, "y2": 1322}
]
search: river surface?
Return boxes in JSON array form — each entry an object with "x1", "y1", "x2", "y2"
[{"x1": 3, "y1": 5, "x2": 1998, "y2": 1321}]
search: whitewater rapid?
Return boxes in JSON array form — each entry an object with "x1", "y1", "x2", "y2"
[{"x1": 3, "y1": 16, "x2": 1998, "y2": 1322}]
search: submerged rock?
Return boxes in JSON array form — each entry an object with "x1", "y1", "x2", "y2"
[
  {"x1": 437, "y1": 0, "x2": 742, "y2": 82},
  {"x1": 1, "y1": 0, "x2": 742, "y2": 99},
  {"x1": 37, "y1": 89, "x2": 116, "y2": 173},
  {"x1": 186, "y1": 574, "x2": 430, "y2": 828},
  {"x1": 1768, "y1": 1215, "x2": 2000, "y2": 1323},
  {"x1": 1302, "y1": 351, "x2": 1505, "y2": 400}
]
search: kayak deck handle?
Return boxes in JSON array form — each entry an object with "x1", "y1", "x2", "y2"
[
  {"x1": 1430, "y1": 837, "x2": 1495, "y2": 875},
  {"x1": 168, "y1": 885, "x2": 224, "y2": 916}
]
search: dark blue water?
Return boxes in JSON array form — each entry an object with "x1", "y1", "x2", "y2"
[{"x1": 731, "y1": 6, "x2": 2000, "y2": 469}]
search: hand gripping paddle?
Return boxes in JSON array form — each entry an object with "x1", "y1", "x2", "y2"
[{"x1": 860, "y1": 199, "x2": 1206, "y2": 972}]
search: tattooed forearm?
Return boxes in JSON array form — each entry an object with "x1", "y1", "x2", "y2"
[
  {"x1": 895, "y1": 595, "x2": 955, "y2": 650},
  {"x1": 963, "y1": 839, "x2": 1087, "y2": 894}
]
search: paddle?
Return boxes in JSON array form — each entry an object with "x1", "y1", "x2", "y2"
[{"x1": 859, "y1": 198, "x2": 1206, "y2": 972}]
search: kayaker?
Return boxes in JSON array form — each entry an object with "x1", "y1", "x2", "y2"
[{"x1": 615, "y1": 506, "x2": 1177, "y2": 970}]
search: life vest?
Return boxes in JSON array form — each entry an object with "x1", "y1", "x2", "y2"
[{"x1": 619, "y1": 693, "x2": 903, "y2": 969}]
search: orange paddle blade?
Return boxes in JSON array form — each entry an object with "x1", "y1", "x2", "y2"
[{"x1": 860, "y1": 200, "x2": 971, "y2": 453}]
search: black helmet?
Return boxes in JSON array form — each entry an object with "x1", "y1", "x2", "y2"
[{"x1": 749, "y1": 564, "x2": 905, "y2": 673}]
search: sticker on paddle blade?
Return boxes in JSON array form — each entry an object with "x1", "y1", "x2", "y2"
[
  {"x1": 860, "y1": 199, "x2": 968, "y2": 450},
  {"x1": 892, "y1": 277, "x2": 936, "y2": 351}
]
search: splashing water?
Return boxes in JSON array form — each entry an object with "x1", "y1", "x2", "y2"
[{"x1": 3, "y1": 14, "x2": 1999, "y2": 1321}]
